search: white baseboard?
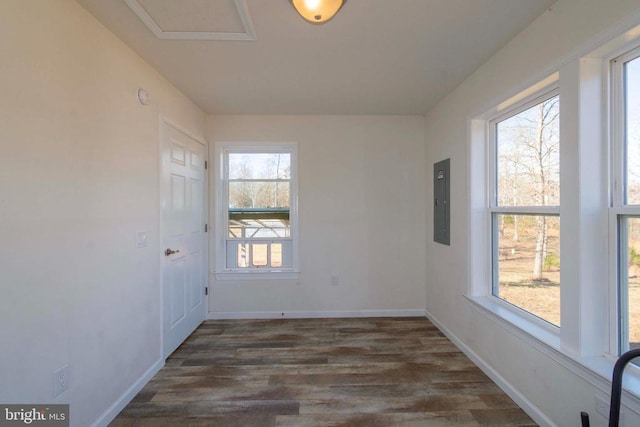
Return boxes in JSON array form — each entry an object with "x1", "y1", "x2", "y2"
[
  {"x1": 91, "y1": 358, "x2": 164, "y2": 427},
  {"x1": 425, "y1": 310, "x2": 557, "y2": 427},
  {"x1": 208, "y1": 309, "x2": 426, "y2": 320}
]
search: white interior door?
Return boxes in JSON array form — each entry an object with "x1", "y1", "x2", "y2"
[{"x1": 160, "y1": 120, "x2": 207, "y2": 358}]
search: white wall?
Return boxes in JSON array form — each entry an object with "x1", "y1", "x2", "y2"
[
  {"x1": 0, "y1": 1, "x2": 206, "y2": 426},
  {"x1": 208, "y1": 115, "x2": 426, "y2": 317},
  {"x1": 424, "y1": 0, "x2": 640, "y2": 426}
]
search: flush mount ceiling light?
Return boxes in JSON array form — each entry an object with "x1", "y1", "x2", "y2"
[{"x1": 290, "y1": 0, "x2": 346, "y2": 24}]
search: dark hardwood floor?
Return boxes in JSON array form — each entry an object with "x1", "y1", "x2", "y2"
[{"x1": 110, "y1": 317, "x2": 537, "y2": 426}]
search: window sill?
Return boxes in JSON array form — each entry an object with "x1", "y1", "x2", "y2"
[
  {"x1": 467, "y1": 295, "x2": 561, "y2": 349},
  {"x1": 215, "y1": 270, "x2": 300, "y2": 281},
  {"x1": 466, "y1": 295, "x2": 640, "y2": 413}
]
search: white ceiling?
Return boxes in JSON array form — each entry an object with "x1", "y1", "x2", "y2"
[{"x1": 77, "y1": 0, "x2": 556, "y2": 115}]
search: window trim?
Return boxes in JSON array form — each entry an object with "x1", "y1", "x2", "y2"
[
  {"x1": 214, "y1": 141, "x2": 299, "y2": 281},
  {"x1": 468, "y1": 71, "x2": 614, "y2": 388}
]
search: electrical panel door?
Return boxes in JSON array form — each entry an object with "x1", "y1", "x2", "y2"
[{"x1": 434, "y1": 158, "x2": 450, "y2": 245}]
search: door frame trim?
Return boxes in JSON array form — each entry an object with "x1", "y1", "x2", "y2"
[{"x1": 158, "y1": 116, "x2": 209, "y2": 360}]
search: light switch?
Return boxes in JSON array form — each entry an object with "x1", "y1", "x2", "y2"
[{"x1": 136, "y1": 230, "x2": 148, "y2": 248}]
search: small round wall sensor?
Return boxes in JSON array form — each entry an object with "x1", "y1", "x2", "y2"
[{"x1": 137, "y1": 88, "x2": 150, "y2": 105}]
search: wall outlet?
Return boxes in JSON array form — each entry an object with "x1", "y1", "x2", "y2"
[
  {"x1": 595, "y1": 395, "x2": 626, "y2": 426},
  {"x1": 595, "y1": 395, "x2": 609, "y2": 418},
  {"x1": 136, "y1": 230, "x2": 148, "y2": 248},
  {"x1": 331, "y1": 275, "x2": 339, "y2": 286},
  {"x1": 53, "y1": 365, "x2": 69, "y2": 397}
]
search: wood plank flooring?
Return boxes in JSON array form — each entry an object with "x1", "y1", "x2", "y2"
[{"x1": 110, "y1": 318, "x2": 537, "y2": 426}]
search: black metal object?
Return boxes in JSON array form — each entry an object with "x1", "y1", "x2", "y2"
[
  {"x1": 581, "y1": 348, "x2": 640, "y2": 427},
  {"x1": 608, "y1": 348, "x2": 640, "y2": 427},
  {"x1": 581, "y1": 411, "x2": 590, "y2": 427}
]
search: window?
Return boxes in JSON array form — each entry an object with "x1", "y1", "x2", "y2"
[
  {"x1": 613, "y1": 47, "x2": 640, "y2": 355},
  {"x1": 215, "y1": 143, "x2": 298, "y2": 279},
  {"x1": 468, "y1": 24, "x2": 640, "y2": 403},
  {"x1": 489, "y1": 89, "x2": 560, "y2": 326}
]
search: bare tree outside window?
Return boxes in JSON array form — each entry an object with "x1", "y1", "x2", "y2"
[
  {"x1": 493, "y1": 95, "x2": 560, "y2": 326},
  {"x1": 229, "y1": 153, "x2": 291, "y2": 210}
]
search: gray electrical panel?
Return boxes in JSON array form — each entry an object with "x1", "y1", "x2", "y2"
[{"x1": 434, "y1": 158, "x2": 450, "y2": 245}]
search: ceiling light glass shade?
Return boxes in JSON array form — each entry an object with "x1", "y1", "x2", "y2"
[{"x1": 290, "y1": 0, "x2": 346, "y2": 24}]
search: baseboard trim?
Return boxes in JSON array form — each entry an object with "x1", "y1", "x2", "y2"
[
  {"x1": 91, "y1": 358, "x2": 164, "y2": 427},
  {"x1": 425, "y1": 309, "x2": 557, "y2": 427},
  {"x1": 208, "y1": 309, "x2": 426, "y2": 320}
]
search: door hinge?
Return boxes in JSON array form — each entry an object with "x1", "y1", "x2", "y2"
[
  {"x1": 204, "y1": 161, "x2": 208, "y2": 170},
  {"x1": 205, "y1": 287, "x2": 208, "y2": 296},
  {"x1": 205, "y1": 224, "x2": 208, "y2": 232}
]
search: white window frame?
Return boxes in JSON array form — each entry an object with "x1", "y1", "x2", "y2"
[
  {"x1": 214, "y1": 141, "x2": 299, "y2": 280},
  {"x1": 611, "y1": 46, "x2": 640, "y2": 356},
  {"x1": 471, "y1": 79, "x2": 562, "y2": 339},
  {"x1": 488, "y1": 90, "x2": 561, "y2": 328}
]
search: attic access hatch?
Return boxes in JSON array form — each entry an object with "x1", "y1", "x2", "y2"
[{"x1": 124, "y1": 0, "x2": 256, "y2": 41}]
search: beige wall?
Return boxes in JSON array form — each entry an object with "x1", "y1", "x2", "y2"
[
  {"x1": 208, "y1": 115, "x2": 427, "y2": 317},
  {"x1": 12, "y1": 0, "x2": 640, "y2": 425},
  {"x1": 0, "y1": 1, "x2": 206, "y2": 426}
]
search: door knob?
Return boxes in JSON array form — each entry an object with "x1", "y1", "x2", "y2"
[{"x1": 165, "y1": 248, "x2": 180, "y2": 256}]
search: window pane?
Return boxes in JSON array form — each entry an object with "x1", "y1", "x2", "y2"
[
  {"x1": 271, "y1": 243, "x2": 282, "y2": 267},
  {"x1": 620, "y1": 217, "x2": 640, "y2": 354},
  {"x1": 625, "y1": 57, "x2": 640, "y2": 204},
  {"x1": 222, "y1": 146, "x2": 296, "y2": 272},
  {"x1": 252, "y1": 244, "x2": 268, "y2": 267},
  {"x1": 229, "y1": 153, "x2": 290, "y2": 180},
  {"x1": 229, "y1": 182, "x2": 290, "y2": 209},
  {"x1": 496, "y1": 96, "x2": 560, "y2": 207},
  {"x1": 237, "y1": 243, "x2": 249, "y2": 268},
  {"x1": 494, "y1": 214, "x2": 560, "y2": 326}
]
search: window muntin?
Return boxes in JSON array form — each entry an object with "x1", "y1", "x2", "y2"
[
  {"x1": 219, "y1": 147, "x2": 297, "y2": 273},
  {"x1": 490, "y1": 92, "x2": 561, "y2": 327}
]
